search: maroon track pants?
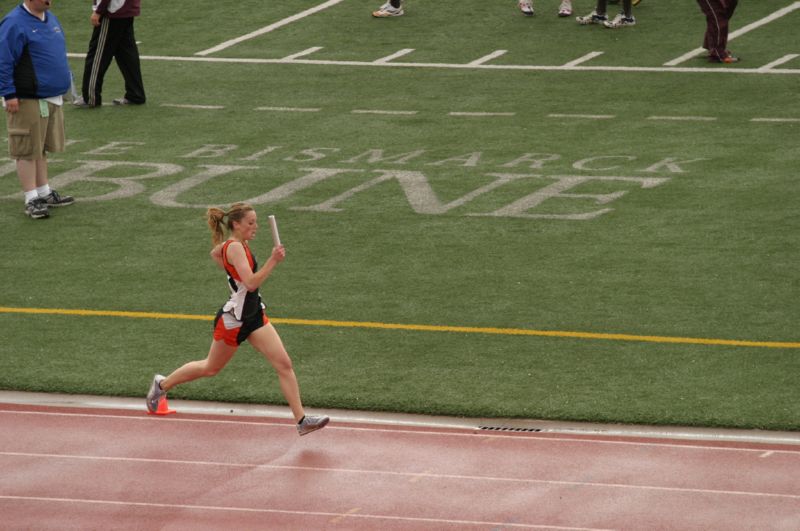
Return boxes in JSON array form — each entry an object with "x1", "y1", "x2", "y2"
[{"x1": 696, "y1": 0, "x2": 739, "y2": 59}]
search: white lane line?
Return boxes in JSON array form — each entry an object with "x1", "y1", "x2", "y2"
[
  {"x1": 548, "y1": 113, "x2": 615, "y2": 119},
  {"x1": 67, "y1": 52, "x2": 800, "y2": 75},
  {"x1": 2, "y1": 452, "x2": 798, "y2": 500},
  {"x1": 664, "y1": 2, "x2": 800, "y2": 66},
  {"x1": 373, "y1": 48, "x2": 415, "y2": 64},
  {"x1": 468, "y1": 50, "x2": 508, "y2": 66},
  {"x1": 351, "y1": 109, "x2": 418, "y2": 115},
  {"x1": 758, "y1": 54, "x2": 800, "y2": 71},
  {"x1": 160, "y1": 103, "x2": 225, "y2": 110},
  {"x1": 750, "y1": 117, "x2": 800, "y2": 123},
  {"x1": 3, "y1": 410, "x2": 800, "y2": 453},
  {"x1": 254, "y1": 106, "x2": 321, "y2": 112},
  {"x1": 196, "y1": 0, "x2": 346, "y2": 56},
  {"x1": 647, "y1": 115, "x2": 718, "y2": 122},
  {"x1": 282, "y1": 47, "x2": 324, "y2": 60},
  {"x1": 449, "y1": 111, "x2": 515, "y2": 117},
  {"x1": 0, "y1": 495, "x2": 603, "y2": 530},
  {"x1": 563, "y1": 52, "x2": 604, "y2": 67},
  {"x1": 328, "y1": 507, "x2": 362, "y2": 525}
]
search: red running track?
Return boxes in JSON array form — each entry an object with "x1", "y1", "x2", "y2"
[{"x1": 1, "y1": 402, "x2": 799, "y2": 530}]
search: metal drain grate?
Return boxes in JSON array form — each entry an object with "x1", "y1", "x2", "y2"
[{"x1": 479, "y1": 425, "x2": 542, "y2": 433}]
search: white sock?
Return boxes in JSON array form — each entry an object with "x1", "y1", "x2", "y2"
[
  {"x1": 24, "y1": 190, "x2": 38, "y2": 203},
  {"x1": 36, "y1": 184, "x2": 52, "y2": 198}
]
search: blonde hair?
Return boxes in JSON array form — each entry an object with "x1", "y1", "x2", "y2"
[{"x1": 206, "y1": 203, "x2": 254, "y2": 246}]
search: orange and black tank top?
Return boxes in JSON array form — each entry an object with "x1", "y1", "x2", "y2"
[{"x1": 220, "y1": 240, "x2": 264, "y2": 321}]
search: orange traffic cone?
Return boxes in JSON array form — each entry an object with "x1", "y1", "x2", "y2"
[{"x1": 148, "y1": 396, "x2": 176, "y2": 416}]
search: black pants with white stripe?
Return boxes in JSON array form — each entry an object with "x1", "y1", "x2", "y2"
[
  {"x1": 696, "y1": 0, "x2": 738, "y2": 59},
  {"x1": 81, "y1": 17, "x2": 146, "y2": 107}
]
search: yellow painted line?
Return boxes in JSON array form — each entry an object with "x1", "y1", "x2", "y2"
[
  {"x1": 0, "y1": 307, "x2": 212, "y2": 321},
  {"x1": 1, "y1": 306, "x2": 798, "y2": 349},
  {"x1": 277, "y1": 318, "x2": 800, "y2": 349}
]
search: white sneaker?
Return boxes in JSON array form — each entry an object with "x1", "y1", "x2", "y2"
[
  {"x1": 576, "y1": 10, "x2": 607, "y2": 25},
  {"x1": 518, "y1": 0, "x2": 534, "y2": 16},
  {"x1": 72, "y1": 96, "x2": 96, "y2": 108},
  {"x1": 297, "y1": 415, "x2": 330, "y2": 436},
  {"x1": 558, "y1": 0, "x2": 572, "y2": 17},
  {"x1": 372, "y1": 1, "x2": 403, "y2": 17},
  {"x1": 146, "y1": 374, "x2": 166, "y2": 413},
  {"x1": 604, "y1": 13, "x2": 636, "y2": 28}
]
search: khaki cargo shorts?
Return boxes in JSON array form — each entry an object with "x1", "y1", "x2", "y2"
[{"x1": 6, "y1": 99, "x2": 65, "y2": 160}]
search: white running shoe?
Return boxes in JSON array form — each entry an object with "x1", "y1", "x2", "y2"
[
  {"x1": 576, "y1": 10, "x2": 607, "y2": 25},
  {"x1": 297, "y1": 415, "x2": 330, "y2": 436},
  {"x1": 372, "y1": 1, "x2": 403, "y2": 17},
  {"x1": 518, "y1": 0, "x2": 534, "y2": 16},
  {"x1": 72, "y1": 96, "x2": 96, "y2": 108},
  {"x1": 558, "y1": 0, "x2": 573, "y2": 17},
  {"x1": 146, "y1": 374, "x2": 166, "y2": 413},
  {"x1": 604, "y1": 12, "x2": 636, "y2": 28}
]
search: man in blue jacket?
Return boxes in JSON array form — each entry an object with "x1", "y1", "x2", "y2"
[{"x1": 1, "y1": 0, "x2": 75, "y2": 219}]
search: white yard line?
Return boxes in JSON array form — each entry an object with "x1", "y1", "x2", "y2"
[
  {"x1": 548, "y1": 113, "x2": 615, "y2": 119},
  {"x1": 352, "y1": 109, "x2": 418, "y2": 115},
  {"x1": 138, "y1": 105, "x2": 800, "y2": 124},
  {"x1": 562, "y1": 52, "x2": 604, "y2": 67},
  {"x1": 91, "y1": 105, "x2": 800, "y2": 124},
  {"x1": 195, "y1": 0, "x2": 346, "y2": 56},
  {"x1": 282, "y1": 47, "x2": 324, "y2": 60},
  {"x1": 449, "y1": 112, "x2": 516, "y2": 117},
  {"x1": 647, "y1": 116, "x2": 718, "y2": 122},
  {"x1": 160, "y1": 103, "x2": 224, "y2": 110},
  {"x1": 373, "y1": 49, "x2": 416, "y2": 64},
  {"x1": 664, "y1": 1, "x2": 800, "y2": 66},
  {"x1": 751, "y1": 117, "x2": 800, "y2": 123},
  {"x1": 467, "y1": 50, "x2": 508, "y2": 66},
  {"x1": 758, "y1": 53, "x2": 800, "y2": 72},
  {"x1": 66, "y1": 52, "x2": 800, "y2": 75},
  {"x1": 255, "y1": 106, "x2": 322, "y2": 112}
]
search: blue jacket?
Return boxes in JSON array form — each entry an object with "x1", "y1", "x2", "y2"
[{"x1": 0, "y1": 5, "x2": 71, "y2": 100}]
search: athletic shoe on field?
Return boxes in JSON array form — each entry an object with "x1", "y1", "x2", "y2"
[
  {"x1": 25, "y1": 198, "x2": 49, "y2": 219},
  {"x1": 372, "y1": 2, "x2": 404, "y2": 17},
  {"x1": 297, "y1": 415, "x2": 330, "y2": 436},
  {"x1": 558, "y1": 0, "x2": 573, "y2": 17},
  {"x1": 518, "y1": 0, "x2": 534, "y2": 16},
  {"x1": 146, "y1": 374, "x2": 166, "y2": 413},
  {"x1": 576, "y1": 10, "x2": 607, "y2": 25},
  {"x1": 113, "y1": 97, "x2": 144, "y2": 105},
  {"x1": 41, "y1": 189, "x2": 75, "y2": 207},
  {"x1": 709, "y1": 53, "x2": 740, "y2": 64},
  {"x1": 604, "y1": 13, "x2": 636, "y2": 28},
  {"x1": 72, "y1": 96, "x2": 96, "y2": 108}
]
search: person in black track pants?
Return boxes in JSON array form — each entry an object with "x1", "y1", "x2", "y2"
[{"x1": 74, "y1": 0, "x2": 146, "y2": 108}]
